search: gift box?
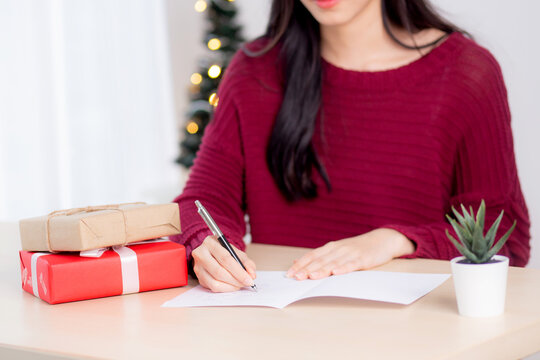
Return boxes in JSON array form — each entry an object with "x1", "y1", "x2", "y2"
[
  {"x1": 19, "y1": 202, "x2": 181, "y2": 252},
  {"x1": 19, "y1": 240, "x2": 188, "y2": 304}
]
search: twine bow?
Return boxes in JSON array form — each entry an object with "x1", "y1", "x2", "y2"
[{"x1": 45, "y1": 202, "x2": 146, "y2": 252}]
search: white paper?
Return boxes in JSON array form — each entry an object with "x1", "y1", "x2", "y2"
[
  {"x1": 162, "y1": 271, "x2": 450, "y2": 309},
  {"x1": 79, "y1": 248, "x2": 107, "y2": 258}
]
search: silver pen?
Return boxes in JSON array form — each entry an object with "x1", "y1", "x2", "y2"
[{"x1": 195, "y1": 200, "x2": 257, "y2": 291}]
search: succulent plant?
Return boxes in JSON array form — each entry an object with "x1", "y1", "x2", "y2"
[{"x1": 445, "y1": 200, "x2": 516, "y2": 264}]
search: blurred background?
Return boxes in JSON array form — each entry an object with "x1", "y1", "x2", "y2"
[{"x1": 0, "y1": 0, "x2": 539, "y2": 268}]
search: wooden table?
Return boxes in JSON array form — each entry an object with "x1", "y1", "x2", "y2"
[{"x1": 1, "y1": 222, "x2": 540, "y2": 360}]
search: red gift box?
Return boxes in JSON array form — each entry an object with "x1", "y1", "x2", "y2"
[{"x1": 19, "y1": 240, "x2": 188, "y2": 304}]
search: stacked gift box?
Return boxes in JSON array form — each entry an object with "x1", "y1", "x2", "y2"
[{"x1": 19, "y1": 203, "x2": 188, "y2": 304}]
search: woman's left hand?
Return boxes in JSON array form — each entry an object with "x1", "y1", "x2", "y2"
[{"x1": 286, "y1": 228, "x2": 415, "y2": 280}]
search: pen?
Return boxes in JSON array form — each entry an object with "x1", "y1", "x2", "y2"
[{"x1": 195, "y1": 200, "x2": 257, "y2": 291}]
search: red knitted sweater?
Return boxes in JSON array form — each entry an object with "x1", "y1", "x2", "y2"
[{"x1": 172, "y1": 33, "x2": 530, "y2": 266}]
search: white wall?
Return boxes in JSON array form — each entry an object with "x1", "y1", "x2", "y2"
[
  {"x1": 0, "y1": 0, "x2": 181, "y2": 221},
  {"x1": 168, "y1": 0, "x2": 540, "y2": 267}
]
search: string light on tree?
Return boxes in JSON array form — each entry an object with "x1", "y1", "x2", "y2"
[
  {"x1": 207, "y1": 38, "x2": 221, "y2": 51},
  {"x1": 208, "y1": 64, "x2": 221, "y2": 79},
  {"x1": 186, "y1": 121, "x2": 199, "y2": 134},
  {"x1": 177, "y1": 0, "x2": 243, "y2": 168},
  {"x1": 190, "y1": 72, "x2": 203, "y2": 85},
  {"x1": 208, "y1": 92, "x2": 219, "y2": 107},
  {"x1": 194, "y1": 0, "x2": 207, "y2": 12}
]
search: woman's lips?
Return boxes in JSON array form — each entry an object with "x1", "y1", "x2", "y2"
[{"x1": 315, "y1": 0, "x2": 340, "y2": 9}]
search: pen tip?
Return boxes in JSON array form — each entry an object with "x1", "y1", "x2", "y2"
[{"x1": 251, "y1": 284, "x2": 258, "y2": 292}]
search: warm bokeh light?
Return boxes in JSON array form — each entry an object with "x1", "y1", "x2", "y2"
[
  {"x1": 189, "y1": 83, "x2": 200, "y2": 94},
  {"x1": 190, "y1": 72, "x2": 202, "y2": 85},
  {"x1": 208, "y1": 65, "x2": 221, "y2": 79},
  {"x1": 186, "y1": 121, "x2": 199, "y2": 134},
  {"x1": 194, "y1": 0, "x2": 207, "y2": 12},
  {"x1": 209, "y1": 92, "x2": 219, "y2": 107},
  {"x1": 207, "y1": 38, "x2": 221, "y2": 51}
]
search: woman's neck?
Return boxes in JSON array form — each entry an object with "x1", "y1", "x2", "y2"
[{"x1": 320, "y1": 2, "x2": 441, "y2": 72}]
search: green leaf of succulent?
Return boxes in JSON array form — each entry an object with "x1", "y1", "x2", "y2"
[
  {"x1": 446, "y1": 214, "x2": 472, "y2": 248},
  {"x1": 476, "y1": 200, "x2": 486, "y2": 236},
  {"x1": 485, "y1": 211, "x2": 504, "y2": 250},
  {"x1": 446, "y1": 200, "x2": 517, "y2": 264},
  {"x1": 484, "y1": 220, "x2": 517, "y2": 261},
  {"x1": 451, "y1": 206, "x2": 467, "y2": 227},
  {"x1": 460, "y1": 204, "x2": 476, "y2": 233},
  {"x1": 446, "y1": 229, "x2": 480, "y2": 262},
  {"x1": 471, "y1": 215, "x2": 486, "y2": 257}
]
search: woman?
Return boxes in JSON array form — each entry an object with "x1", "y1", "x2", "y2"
[{"x1": 172, "y1": 0, "x2": 530, "y2": 292}]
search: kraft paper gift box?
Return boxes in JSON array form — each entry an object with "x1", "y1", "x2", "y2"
[
  {"x1": 19, "y1": 202, "x2": 181, "y2": 252},
  {"x1": 19, "y1": 240, "x2": 188, "y2": 304}
]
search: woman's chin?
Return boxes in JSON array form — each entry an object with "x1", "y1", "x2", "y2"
[{"x1": 309, "y1": 12, "x2": 356, "y2": 28}]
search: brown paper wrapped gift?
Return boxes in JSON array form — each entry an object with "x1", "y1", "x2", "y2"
[{"x1": 19, "y1": 203, "x2": 181, "y2": 252}]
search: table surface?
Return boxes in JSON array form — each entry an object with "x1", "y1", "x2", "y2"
[{"x1": 1, "y1": 222, "x2": 540, "y2": 360}]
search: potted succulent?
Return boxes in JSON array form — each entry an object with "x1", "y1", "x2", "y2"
[{"x1": 445, "y1": 200, "x2": 516, "y2": 317}]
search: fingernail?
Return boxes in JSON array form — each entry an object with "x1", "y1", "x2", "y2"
[
  {"x1": 244, "y1": 277, "x2": 254, "y2": 286},
  {"x1": 310, "y1": 272, "x2": 318, "y2": 278},
  {"x1": 286, "y1": 270, "x2": 293, "y2": 278},
  {"x1": 295, "y1": 272, "x2": 305, "y2": 280}
]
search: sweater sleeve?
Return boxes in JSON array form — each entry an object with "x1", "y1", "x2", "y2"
[
  {"x1": 384, "y1": 48, "x2": 531, "y2": 266},
  {"x1": 170, "y1": 59, "x2": 247, "y2": 260}
]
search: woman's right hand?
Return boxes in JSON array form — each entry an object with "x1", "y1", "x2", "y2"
[{"x1": 192, "y1": 236, "x2": 257, "y2": 292}]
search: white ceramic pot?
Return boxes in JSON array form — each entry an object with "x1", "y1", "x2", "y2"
[{"x1": 450, "y1": 255, "x2": 509, "y2": 317}]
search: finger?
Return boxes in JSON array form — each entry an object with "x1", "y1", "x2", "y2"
[
  {"x1": 286, "y1": 243, "x2": 336, "y2": 278},
  {"x1": 207, "y1": 239, "x2": 255, "y2": 287},
  {"x1": 331, "y1": 259, "x2": 363, "y2": 276},
  {"x1": 286, "y1": 252, "x2": 316, "y2": 278},
  {"x1": 300, "y1": 253, "x2": 343, "y2": 280},
  {"x1": 232, "y1": 245, "x2": 257, "y2": 279},
  {"x1": 308, "y1": 260, "x2": 342, "y2": 280},
  {"x1": 194, "y1": 264, "x2": 241, "y2": 293},
  {"x1": 291, "y1": 247, "x2": 344, "y2": 280},
  {"x1": 296, "y1": 258, "x2": 327, "y2": 280},
  {"x1": 194, "y1": 243, "x2": 246, "y2": 288},
  {"x1": 205, "y1": 252, "x2": 248, "y2": 288},
  {"x1": 297, "y1": 246, "x2": 359, "y2": 280}
]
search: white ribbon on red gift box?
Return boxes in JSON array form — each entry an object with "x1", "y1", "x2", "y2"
[
  {"x1": 29, "y1": 239, "x2": 169, "y2": 299},
  {"x1": 112, "y1": 245, "x2": 139, "y2": 294},
  {"x1": 30, "y1": 252, "x2": 48, "y2": 298}
]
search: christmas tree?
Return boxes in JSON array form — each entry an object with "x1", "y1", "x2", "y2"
[{"x1": 176, "y1": 0, "x2": 244, "y2": 168}]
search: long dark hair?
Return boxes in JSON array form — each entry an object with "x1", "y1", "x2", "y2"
[{"x1": 245, "y1": 0, "x2": 464, "y2": 202}]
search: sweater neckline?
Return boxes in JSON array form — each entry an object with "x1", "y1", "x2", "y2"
[{"x1": 322, "y1": 32, "x2": 462, "y2": 90}]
